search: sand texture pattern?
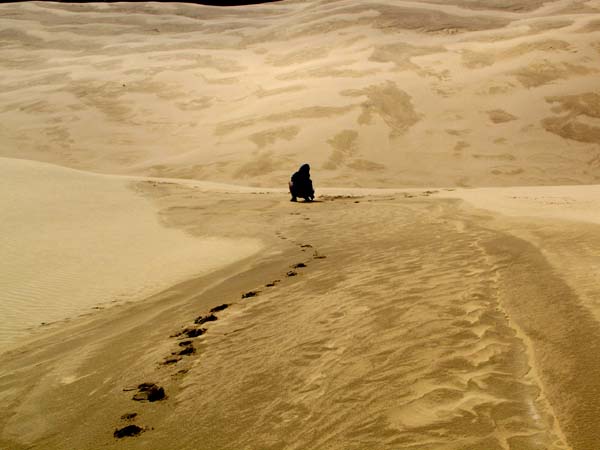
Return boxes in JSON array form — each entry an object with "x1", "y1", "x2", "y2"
[
  {"x1": 1, "y1": 0, "x2": 600, "y2": 187},
  {"x1": 1, "y1": 1, "x2": 600, "y2": 449},
  {"x1": 0, "y1": 157, "x2": 261, "y2": 348}
]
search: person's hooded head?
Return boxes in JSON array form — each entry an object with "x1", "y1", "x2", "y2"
[{"x1": 299, "y1": 163, "x2": 310, "y2": 175}]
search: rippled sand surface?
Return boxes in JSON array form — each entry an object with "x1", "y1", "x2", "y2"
[
  {"x1": 169, "y1": 195, "x2": 568, "y2": 450},
  {"x1": 1, "y1": 1, "x2": 600, "y2": 449},
  {"x1": 1, "y1": 0, "x2": 600, "y2": 187},
  {"x1": 2, "y1": 185, "x2": 600, "y2": 449}
]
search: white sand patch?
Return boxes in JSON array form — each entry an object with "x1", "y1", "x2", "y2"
[
  {"x1": 0, "y1": 157, "x2": 261, "y2": 348},
  {"x1": 440, "y1": 185, "x2": 600, "y2": 224}
]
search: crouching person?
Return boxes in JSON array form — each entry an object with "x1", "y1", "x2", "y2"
[{"x1": 289, "y1": 163, "x2": 315, "y2": 202}]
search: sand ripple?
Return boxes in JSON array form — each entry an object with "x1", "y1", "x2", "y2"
[{"x1": 164, "y1": 198, "x2": 566, "y2": 449}]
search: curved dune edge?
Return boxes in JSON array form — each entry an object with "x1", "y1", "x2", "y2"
[{"x1": 0, "y1": 157, "x2": 262, "y2": 350}]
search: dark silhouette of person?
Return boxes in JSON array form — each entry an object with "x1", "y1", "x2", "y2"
[{"x1": 289, "y1": 163, "x2": 314, "y2": 202}]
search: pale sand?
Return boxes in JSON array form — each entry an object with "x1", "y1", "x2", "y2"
[
  {"x1": 1, "y1": 0, "x2": 600, "y2": 187},
  {"x1": 440, "y1": 185, "x2": 600, "y2": 225},
  {"x1": 0, "y1": 157, "x2": 261, "y2": 349},
  {"x1": 1, "y1": 0, "x2": 600, "y2": 449}
]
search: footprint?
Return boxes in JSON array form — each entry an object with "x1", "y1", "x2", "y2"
[
  {"x1": 265, "y1": 280, "x2": 280, "y2": 287},
  {"x1": 195, "y1": 314, "x2": 217, "y2": 325},
  {"x1": 175, "y1": 327, "x2": 207, "y2": 338},
  {"x1": 131, "y1": 383, "x2": 165, "y2": 402},
  {"x1": 210, "y1": 304, "x2": 229, "y2": 313},
  {"x1": 173, "y1": 369, "x2": 189, "y2": 379},
  {"x1": 162, "y1": 356, "x2": 181, "y2": 366},
  {"x1": 177, "y1": 344, "x2": 195, "y2": 356},
  {"x1": 114, "y1": 424, "x2": 144, "y2": 439},
  {"x1": 286, "y1": 271, "x2": 298, "y2": 277},
  {"x1": 300, "y1": 244, "x2": 313, "y2": 248},
  {"x1": 242, "y1": 291, "x2": 259, "y2": 299},
  {"x1": 291, "y1": 263, "x2": 306, "y2": 269},
  {"x1": 312, "y1": 250, "x2": 327, "y2": 259}
]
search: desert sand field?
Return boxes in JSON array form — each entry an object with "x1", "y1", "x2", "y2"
[{"x1": 1, "y1": 1, "x2": 600, "y2": 449}]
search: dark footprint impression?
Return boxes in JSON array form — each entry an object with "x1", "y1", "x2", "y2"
[
  {"x1": 195, "y1": 314, "x2": 217, "y2": 325},
  {"x1": 291, "y1": 263, "x2": 306, "y2": 269},
  {"x1": 210, "y1": 304, "x2": 229, "y2": 313},
  {"x1": 164, "y1": 304, "x2": 230, "y2": 365},
  {"x1": 173, "y1": 327, "x2": 207, "y2": 339},
  {"x1": 114, "y1": 424, "x2": 144, "y2": 439},
  {"x1": 163, "y1": 303, "x2": 231, "y2": 365},
  {"x1": 299, "y1": 243, "x2": 326, "y2": 259},
  {"x1": 173, "y1": 368, "x2": 189, "y2": 379},
  {"x1": 162, "y1": 356, "x2": 182, "y2": 366},
  {"x1": 265, "y1": 280, "x2": 280, "y2": 287},
  {"x1": 242, "y1": 291, "x2": 259, "y2": 299},
  {"x1": 177, "y1": 342, "x2": 196, "y2": 356},
  {"x1": 131, "y1": 383, "x2": 166, "y2": 402}
]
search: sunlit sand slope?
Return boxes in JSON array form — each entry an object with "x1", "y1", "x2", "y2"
[
  {"x1": 0, "y1": 157, "x2": 260, "y2": 348},
  {"x1": 1, "y1": 1, "x2": 600, "y2": 449},
  {"x1": 7, "y1": 187, "x2": 600, "y2": 449},
  {"x1": 1, "y1": 0, "x2": 599, "y2": 187}
]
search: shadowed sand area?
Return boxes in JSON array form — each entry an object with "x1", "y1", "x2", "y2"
[{"x1": 1, "y1": 0, "x2": 600, "y2": 449}]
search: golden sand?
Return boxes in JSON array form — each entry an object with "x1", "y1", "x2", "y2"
[{"x1": 1, "y1": 1, "x2": 600, "y2": 449}]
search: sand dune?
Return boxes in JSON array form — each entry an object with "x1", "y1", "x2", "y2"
[
  {"x1": 1, "y1": 0, "x2": 599, "y2": 187},
  {"x1": 0, "y1": 157, "x2": 260, "y2": 349},
  {"x1": 1, "y1": 1, "x2": 600, "y2": 449},
  {"x1": 5, "y1": 185, "x2": 598, "y2": 449},
  {"x1": 169, "y1": 195, "x2": 567, "y2": 450}
]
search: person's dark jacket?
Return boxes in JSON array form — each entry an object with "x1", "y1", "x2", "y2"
[{"x1": 290, "y1": 164, "x2": 314, "y2": 200}]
